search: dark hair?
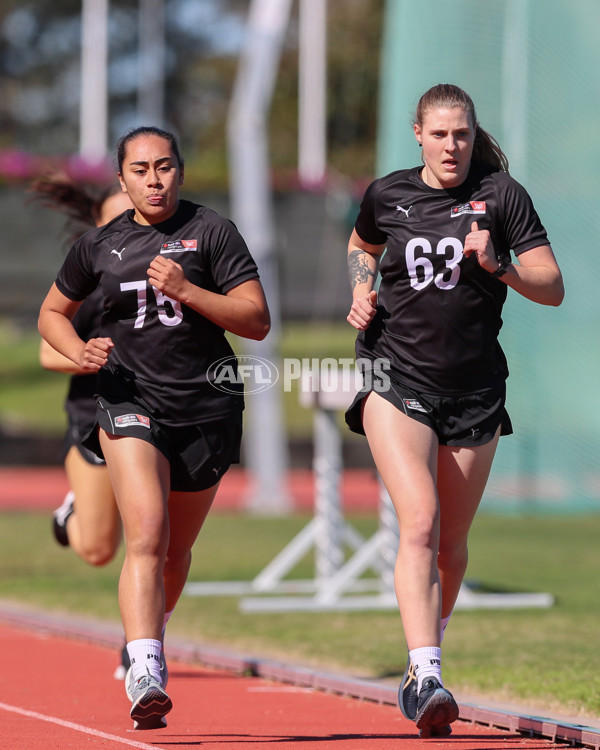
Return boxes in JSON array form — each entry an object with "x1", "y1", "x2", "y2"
[
  {"x1": 414, "y1": 83, "x2": 509, "y2": 173},
  {"x1": 116, "y1": 126, "x2": 184, "y2": 173},
  {"x1": 29, "y1": 172, "x2": 120, "y2": 242}
]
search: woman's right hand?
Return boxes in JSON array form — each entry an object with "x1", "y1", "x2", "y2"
[
  {"x1": 79, "y1": 337, "x2": 114, "y2": 372},
  {"x1": 347, "y1": 290, "x2": 378, "y2": 331}
]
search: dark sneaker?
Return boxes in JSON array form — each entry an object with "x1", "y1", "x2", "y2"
[
  {"x1": 52, "y1": 491, "x2": 75, "y2": 547},
  {"x1": 126, "y1": 667, "x2": 172, "y2": 730},
  {"x1": 415, "y1": 677, "x2": 459, "y2": 738},
  {"x1": 398, "y1": 655, "x2": 418, "y2": 720},
  {"x1": 113, "y1": 642, "x2": 131, "y2": 680}
]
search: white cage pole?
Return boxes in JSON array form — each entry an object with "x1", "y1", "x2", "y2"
[
  {"x1": 227, "y1": 0, "x2": 293, "y2": 513},
  {"x1": 138, "y1": 0, "x2": 166, "y2": 126},
  {"x1": 298, "y1": 0, "x2": 327, "y2": 187},
  {"x1": 80, "y1": 0, "x2": 108, "y2": 161},
  {"x1": 375, "y1": 479, "x2": 399, "y2": 591},
  {"x1": 313, "y1": 407, "x2": 344, "y2": 582}
]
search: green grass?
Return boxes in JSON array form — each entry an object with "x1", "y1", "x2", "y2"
[{"x1": 0, "y1": 509, "x2": 599, "y2": 723}]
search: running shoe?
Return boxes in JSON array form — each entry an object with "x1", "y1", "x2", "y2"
[
  {"x1": 160, "y1": 649, "x2": 169, "y2": 688},
  {"x1": 52, "y1": 491, "x2": 75, "y2": 547},
  {"x1": 398, "y1": 654, "x2": 418, "y2": 721},
  {"x1": 414, "y1": 677, "x2": 459, "y2": 739},
  {"x1": 113, "y1": 642, "x2": 131, "y2": 680},
  {"x1": 125, "y1": 667, "x2": 172, "y2": 730}
]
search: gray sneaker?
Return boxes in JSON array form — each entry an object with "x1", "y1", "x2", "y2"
[
  {"x1": 125, "y1": 667, "x2": 172, "y2": 730},
  {"x1": 398, "y1": 654, "x2": 418, "y2": 721},
  {"x1": 159, "y1": 650, "x2": 169, "y2": 688}
]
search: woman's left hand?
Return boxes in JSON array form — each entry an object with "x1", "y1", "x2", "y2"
[
  {"x1": 463, "y1": 221, "x2": 498, "y2": 273},
  {"x1": 147, "y1": 255, "x2": 188, "y2": 299}
]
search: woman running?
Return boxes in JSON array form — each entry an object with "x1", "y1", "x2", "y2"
[
  {"x1": 345, "y1": 84, "x2": 564, "y2": 738},
  {"x1": 38, "y1": 126, "x2": 270, "y2": 730}
]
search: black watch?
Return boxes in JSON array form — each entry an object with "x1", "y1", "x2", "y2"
[{"x1": 490, "y1": 259, "x2": 510, "y2": 278}]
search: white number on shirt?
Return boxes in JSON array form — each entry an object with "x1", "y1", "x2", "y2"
[
  {"x1": 405, "y1": 237, "x2": 463, "y2": 291},
  {"x1": 120, "y1": 281, "x2": 183, "y2": 328}
]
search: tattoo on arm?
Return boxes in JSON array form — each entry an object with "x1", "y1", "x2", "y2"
[{"x1": 348, "y1": 249, "x2": 376, "y2": 290}]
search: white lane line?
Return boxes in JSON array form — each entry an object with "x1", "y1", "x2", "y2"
[
  {"x1": 0, "y1": 701, "x2": 164, "y2": 749},
  {"x1": 248, "y1": 685, "x2": 315, "y2": 693}
]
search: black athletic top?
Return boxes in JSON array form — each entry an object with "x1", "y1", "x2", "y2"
[
  {"x1": 353, "y1": 163, "x2": 550, "y2": 394},
  {"x1": 55, "y1": 200, "x2": 260, "y2": 425}
]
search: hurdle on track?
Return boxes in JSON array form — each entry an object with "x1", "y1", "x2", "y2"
[{"x1": 185, "y1": 367, "x2": 554, "y2": 613}]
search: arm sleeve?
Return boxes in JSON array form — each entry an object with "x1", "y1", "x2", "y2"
[
  {"x1": 206, "y1": 213, "x2": 260, "y2": 293},
  {"x1": 501, "y1": 175, "x2": 550, "y2": 256},
  {"x1": 354, "y1": 179, "x2": 388, "y2": 245},
  {"x1": 55, "y1": 235, "x2": 99, "y2": 301}
]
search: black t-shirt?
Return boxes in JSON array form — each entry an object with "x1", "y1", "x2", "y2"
[
  {"x1": 55, "y1": 200, "x2": 260, "y2": 425},
  {"x1": 353, "y1": 164, "x2": 550, "y2": 394}
]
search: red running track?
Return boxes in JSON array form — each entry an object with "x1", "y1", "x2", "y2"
[
  {"x1": 0, "y1": 619, "x2": 576, "y2": 750},
  {"x1": 0, "y1": 466, "x2": 380, "y2": 513}
]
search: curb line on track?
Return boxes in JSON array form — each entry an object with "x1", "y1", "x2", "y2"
[{"x1": 1, "y1": 599, "x2": 598, "y2": 750}]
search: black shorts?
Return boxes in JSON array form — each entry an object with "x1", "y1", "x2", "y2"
[
  {"x1": 345, "y1": 374, "x2": 512, "y2": 447},
  {"x1": 83, "y1": 398, "x2": 242, "y2": 492},
  {"x1": 62, "y1": 416, "x2": 106, "y2": 466}
]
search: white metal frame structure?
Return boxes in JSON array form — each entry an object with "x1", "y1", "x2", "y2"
[{"x1": 186, "y1": 368, "x2": 554, "y2": 612}]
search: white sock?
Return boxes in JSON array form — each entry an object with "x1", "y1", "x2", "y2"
[
  {"x1": 409, "y1": 646, "x2": 442, "y2": 691},
  {"x1": 127, "y1": 638, "x2": 162, "y2": 682},
  {"x1": 440, "y1": 614, "x2": 452, "y2": 642}
]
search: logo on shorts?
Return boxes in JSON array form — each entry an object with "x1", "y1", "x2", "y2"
[
  {"x1": 207, "y1": 355, "x2": 279, "y2": 395},
  {"x1": 114, "y1": 414, "x2": 151, "y2": 428},
  {"x1": 404, "y1": 398, "x2": 427, "y2": 413}
]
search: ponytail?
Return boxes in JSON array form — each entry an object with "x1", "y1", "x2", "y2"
[
  {"x1": 29, "y1": 172, "x2": 119, "y2": 243},
  {"x1": 473, "y1": 124, "x2": 509, "y2": 173}
]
